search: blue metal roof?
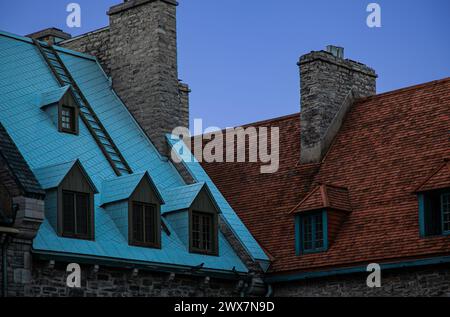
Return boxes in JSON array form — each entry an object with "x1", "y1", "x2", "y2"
[
  {"x1": 38, "y1": 85, "x2": 71, "y2": 108},
  {"x1": 162, "y1": 182, "x2": 206, "y2": 213},
  {"x1": 0, "y1": 30, "x2": 268, "y2": 274}
]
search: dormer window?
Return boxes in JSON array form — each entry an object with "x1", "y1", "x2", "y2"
[
  {"x1": 161, "y1": 182, "x2": 220, "y2": 256},
  {"x1": 419, "y1": 189, "x2": 450, "y2": 237},
  {"x1": 39, "y1": 85, "x2": 79, "y2": 135},
  {"x1": 291, "y1": 184, "x2": 352, "y2": 255},
  {"x1": 301, "y1": 212, "x2": 325, "y2": 252},
  {"x1": 416, "y1": 160, "x2": 450, "y2": 237},
  {"x1": 62, "y1": 190, "x2": 92, "y2": 239},
  {"x1": 191, "y1": 211, "x2": 215, "y2": 253},
  {"x1": 100, "y1": 172, "x2": 164, "y2": 249},
  {"x1": 60, "y1": 105, "x2": 76, "y2": 133},
  {"x1": 296, "y1": 211, "x2": 328, "y2": 254},
  {"x1": 32, "y1": 160, "x2": 97, "y2": 241},
  {"x1": 131, "y1": 202, "x2": 159, "y2": 248}
]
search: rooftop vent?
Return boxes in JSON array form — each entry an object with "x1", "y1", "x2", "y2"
[{"x1": 326, "y1": 45, "x2": 344, "y2": 59}]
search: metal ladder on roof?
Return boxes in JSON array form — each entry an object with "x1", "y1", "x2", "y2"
[{"x1": 32, "y1": 39, "x2": 132, "y2": 176}]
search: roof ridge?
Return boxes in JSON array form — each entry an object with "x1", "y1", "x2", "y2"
[
  {"x1": 358, "y1": 77, "x2": 450, "y2": 103},
  {"x1": 0, "y1": 30, "x2": 96, "y2": 61},
  {"x1": 192, "y1": 113, "x2": 300, "y2": 137}
]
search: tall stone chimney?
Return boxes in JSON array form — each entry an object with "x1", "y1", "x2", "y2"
[
  {"x1": 299, "y1": 46, "x2": 377, "y2": 163},
  {"x1": 107, "y1": 0, "x2": 187, "y2": 155},
  {"x1": 57, "y1": 0, "x2": 189, "y2": 156}
]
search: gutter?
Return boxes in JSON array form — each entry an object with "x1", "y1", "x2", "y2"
[
  {"x1": 33, "y1": 250, "x2": 249, "y2": 281},
  {"x1": 265, "y1": 255, "x2": 450, "y2": 284}
]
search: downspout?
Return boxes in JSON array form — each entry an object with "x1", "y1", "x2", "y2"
[
  {"x1": 1, "y1": 234, "x2": 9, "y2": 298},
  {"x1": 265, "y1": 284, "x2": 273, "y2": 297}
]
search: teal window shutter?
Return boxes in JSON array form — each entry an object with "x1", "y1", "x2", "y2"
[{"x1": 418, "y1": 193, "x2": 425, "y2": 237}]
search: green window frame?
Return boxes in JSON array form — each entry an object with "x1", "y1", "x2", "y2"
[{"x1": 295, "y1": 210, "x2": 328, "y2": 255}]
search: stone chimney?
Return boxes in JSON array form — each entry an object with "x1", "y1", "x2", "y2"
[
  {"x1": 58, "y1": 0, "x2": 189, "y2": 156},
  {"x1": 107, "y1": 0, "x2": 187, "y2": 155},
  {"x1": 299, "y1": 46, "x2": 377, "y2": 163}
]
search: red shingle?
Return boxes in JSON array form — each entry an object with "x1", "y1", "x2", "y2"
[{"x1": 415, "y1": 160, "x2": 450, "y2": 192}]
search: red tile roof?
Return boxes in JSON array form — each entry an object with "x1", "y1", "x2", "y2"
[
  {"x1": 415, "y1": 159, "x2": 450, "y2": 193},
  {"x1": 196, "y1": 77, "x2": 450, "y2": 275}
]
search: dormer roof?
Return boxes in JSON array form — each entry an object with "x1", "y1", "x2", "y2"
[
  {"x1": 100, "y1": 171, "x2": 164, "y2": 206},
  {"x1": 38, "y1": 85, "x2": 72, "y2": 108},
  {"x1": 291, "y1": 184, "x2": 352, "y2": 214}
]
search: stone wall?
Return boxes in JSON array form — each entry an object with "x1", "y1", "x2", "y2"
[
  {"x1": 61, "y1": 27, "x2": 111, "y2": 76},
  {"x1": 23, "y1": 258, "x2": 240, "y2": 297},
  {"x1": 272, "y1": 264, "x2": 450, "y2": 297}
]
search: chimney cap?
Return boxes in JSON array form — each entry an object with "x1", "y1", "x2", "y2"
[
  {"x1": 26, "y1": 27, "x2": 72, "y2": 44},
  {"x1": 326, "y1": 45, "x2": 344, "y2": 59}
]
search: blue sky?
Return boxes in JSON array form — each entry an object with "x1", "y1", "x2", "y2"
[{"x1": 1, "y1": 0, "x2": 449, "y2": 129}]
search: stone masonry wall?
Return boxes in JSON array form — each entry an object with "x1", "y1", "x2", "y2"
[
  {"x1": 1, "y1": 238, "x2": 34, "y2": 297},
  {"x1": 61, "y1": 27, "x2": 111, "y2": 76},
  {"x1": 23, "y1": 258, "x2": 240, "y2": 297},
  {"x1": 273, "y1": 264, "x2": 450, "y2": 297}
]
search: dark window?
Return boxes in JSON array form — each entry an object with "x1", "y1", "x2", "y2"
[
  {"x1": 131, "y1": 202, "x2": 158, "y2": 247},
  {"x1": 422, "y1": 190, "x2": 450, "y2": 236},
  {"x1": 443, "y1": 193, "x2": 450, "y2": 232},
  {"x1": 61, "y1": 106, "x2": 76, "y2": 133},
  {"x1": 62, "y1": 191, "x2": 91, "y2": 239},
  {"x1": 191, "y1": 211, "x2": 215, "y2": 254},
  {"x1": 301, "y1": 212, "x2": 326, "y2": 253},
  {"x1": 0, "y1": 183, "x2": 12, "y2": 223}
]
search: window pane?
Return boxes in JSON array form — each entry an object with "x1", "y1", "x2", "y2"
[
  {"x1": 62, "y1": 192, "x2": 75, "y2": 234},
  {"x1": 61, "y1": 107, "x2": 74, "y2": 131},
  {"x1": 302, "y1": 213, "x2": 324, "y2": 251},
  {"x1": 442, "y1": 193, "x2": 450, "y2": 232},
  {"x1": 201, "y1": 214, "x2": 212, "y2": 251},
  {"x1": 76, "y1": 193, "x2": 89, "y2": 236},
  {"x1": 315, "y1": 214, "x2": 324, "y2": 248},
  {"x1": 132, "y1": 203, "x2": 144, "y2": 243},
  {"x1": 192, "y1": 213, "x2": 200, "y2": 249},
  {"x1": 302, "y1": 216, "x2": 313, "y2": 250},
  {"x1": 144, "y1": 205, "x2": 156, "y2": 244},
  {"x1": 425, "y1": 192, "x2": 443, "y2": 236}
]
